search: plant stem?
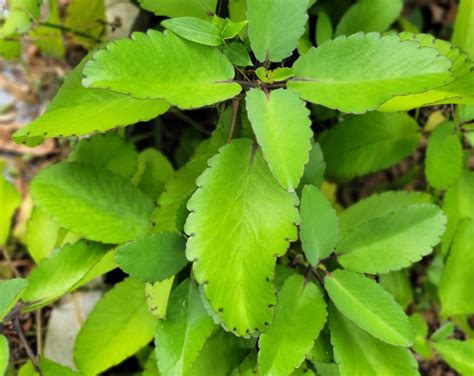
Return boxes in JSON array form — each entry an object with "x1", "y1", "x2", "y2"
[
  {"x1": 0, "y1": 247, "x2": 21, "y2": 278},
  {"x1": 227, "y1": 98, "x2": 241, "y2": 143},
  {"x1": 38, "y1": 22, "x2": 102, "y2": 43},
  {"x1": 14, "y1": 318, "x2": 43, "y2": 376}
]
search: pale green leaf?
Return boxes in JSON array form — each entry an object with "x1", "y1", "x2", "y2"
[
  {"x1": 320, "y1": 112, "x2": 420, "y2": 181},
  {"x1": 146, "y1": 277, "x2": 174, "y2": 319},
  {"x1": 325, "y1": 270, "x2": 414, "y2": 346},
  {"x1": 223, "y1": 42, "x2": 252, "y2": 67},
  {"x1": 74, "y1": 278, "x2": 156, "y2": 375},
  {"x1": 0, "y1": 278, "x2": 28, "y2": 321},
  {"x1": 185, "y1": 139, "x2": 299, "y2": 336},
  {"x1": 247, "y1": 0, "x2": 309, "y2": 62},
  {"x1": 31, "y1": 162, "x2": 155, "y2": 244},
  {"x1": 65, "y1": 0, "x2": 105, "y2": 47},
  {"x1": 300, "y1": 185, "x2": 339, "y2": 266},
  {"x1": 116, "y1": 232, "x2": 188, "y2": 283},
  {"x1": 22, "y1": 240, "x2": 108, "y2": 308},
  {"x1": 0, "y1": 38, "x2": 21, "y2": 59},
  {"x1": 139, "y1": 0, "x2": 217, "y2": 19},
  {"x1": 69, "y1": 133, "x2": 138, "y2": 179},
  {"x1": 410, "y1": 313, "x2": 433, "y2": 359},
  {"x1": 337, "y1": 204, "x2": 446, "y2": 274},
  {"x1": 19, "y1": 358, "x2": 79, "y2": 376},
  {"x1": 452, "y1": 0, "x2": 474, "y2": 58},
  {"x1": 245, "y1": 88, "x2": 312, "y2": 191},
  {"x1": 288, "y1": 33, "x2": 453, "y2": 114},
  {"x1": 425, "y1": 121, "x2": 463, "y2": 190},
  {"x1": 13, "y1": 57, "x2": 169, "y2": 140},
  {"x1": 0, "y1": 334, "x2": 8, "y2": 375},
  {"x1": 379, "y1": 270, "x2": 413, "y2": 310},
  {"x1": 431, "y1": 322, "x2": 455, "y2": 342},
  {"x1": 329, "y1": 305, "x2": 419, "y2": 376},
  {"x1": 258, "y1": 274, "x2": 327, "y2": 375},
  {"x1": 316, "y1": 12, "x2": 333, "y2": 46},
  {"x1": 300, "y1": 143, "x2": 326, "y2": 189},
  {"x1": 335, "y1": 0, "x2": 402, "y2": 36},
  {"x1": 0, "y1": 164, "x2": 21, "y2": 245},
  {"x1": 161, "y1": 17, "x2": 222, "y2": 46},
  {"x1": 432, "y1": 339, "x2": 474, "y2": 375},
  {"x1": 155, "y1": 279, "x2": 215, "y2": 375},
  {"x1": 222, "y1": 19, "x2": 248, "y2": 40},
  {"x1": 83, "y1": 30, "x2": 241, "y2": 109},
  {"x1": 0, "y1": 0, "x2": 40, "y2": 36},
  {"x1": 439, "y1": 219, "x2": 474, "y2": 316}
]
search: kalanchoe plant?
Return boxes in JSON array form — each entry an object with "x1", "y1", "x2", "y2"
[{"x1": 1, "y1": 0, "x2": 474, "y2": 374}]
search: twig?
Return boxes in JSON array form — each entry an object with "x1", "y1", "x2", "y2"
[
  {"x1": 13, "y1": 318, "x2": 42, "y2": 376},
  {"x1": 0, "y1": 247, "x2": 21, "y2": 278},
  {"x1": 170, "y1": 108, "x2": 211, "y2": 135},
  {"x1": 35, "y1": 310, "x2": 42, "y2": 356},
  {"x1": 227, "y1": 98, "x2": 241, "y2": 143},
  {"x1": 38, "y1": 22, "x2": 102, "y2": 43}
]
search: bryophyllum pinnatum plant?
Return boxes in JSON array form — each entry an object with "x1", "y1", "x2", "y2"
[{"x1": 1, "y1": 0, "x2": 474, "y2": 375}]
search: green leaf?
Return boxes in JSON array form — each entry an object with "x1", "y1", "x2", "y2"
[
  {"x1": 0, "y1": 163, "x2": 21, "y2": 245},
  {"x1": 0, "y1": 278, "x2": 28, "y2": 321},
  {"x1": 320, "y1": 112, "x2": 421, "y2": 181},
  {"x1": 432, "y1": 339, "x2": 474, "y2": 375},
  {"x1": 83, "y1": 30, "x2": 241, "y2": 109},
  {"x1": 247, "y1": 0, "x2": 309, "y2": 62},
  {"x1": 339, "y1": 191, "x2": 432, "y2": 235},
  {"x1": 116, "y1": 232, "x2": 188, "y2": 283},
  {"x1": 74, "y1": 278, "x2": 156, "y2": 375},
  {"x1": 146, "y1": 277, "x2": 174, "y2": 319},
  {"x1": 431, "y1": 322, "x2": 455, "y2": 342},
  {"x1": 300, "y1": 185, "x2": 339, "y2": 266},
  {"x1": 258, "y1": 275, "x2": 327, "y2": 375},
  {"x1": 329, "y1": 305, "x2": 419, "y2": 376},
  {"x1": 69, "y1": 134, "x2": 138, "y2": 179},
  {"x1": 30, "y1": 0, "x2": 65, "y2": 58},
  {"x1": 13, "y1": 57, "x2": 169, "y2": 140},
  {"x1": 22, "y1": 240, "x2": 108, "y2": 308},
  {"x1": 314, "y1": 362, "x2": 340, "y2": 376},
  {"x1": 325, "y1": 270, "x2": 414, "y2": 346},
  {"x1": 425, "y1": 121, "x2": 463, "y2": 190},
  {"x1": 409, "y1": 313, "x2": 433, "y2": 359},
  {"x1": 452, "y1": 0, "x2": 474, "y2": 59},
  {"x1": 300, "y1": 143, "x2": 326, "y2": 189},
  {"x1": 155, "y1": 279, "x2": 215, "y2": 375},
  {"x1": 0, "y1": 334, "x2": 8, "y2": 375},
  {"x1": 439, "y1": 219, "x2": 474, "y2": 316},
  {"x1": 19, "y1": 358, "x2": 79, "y2": 376},
  {"x1": 288, "y1": 33, "x2": 453, "y2": 113},
  {"x1": 138, "y1": 0, "x2": 217, "y2": 19},
  {"x1": 245, "y1": 88, "x2": 312, "y2": 191},
  {"x1": 0, "y1": 0, "x2": 41, "y2": 36},
  {"x1": 143, "y1": 352, "x2": 159, "y2": 376},
  {"x1": 64, "y1": 0, "x2": 105, "y2": 47},
  {"x1": 335, "y1": 0, "x2": 403, "y2": 36},
  {"x1": 222, "y1": 19, "x2": 248, "y2": 40},
  {"x1": 223, "y1": 42, "x2": 252, "y2": 67},
  {"x1": 161, "y1": 17, "x2": 222, "y2": 46},
  {"x1": 185, "y1": 139, "x2": 299, "y2": 336},
  {"x1": 379, "y1": 270, "x2": 413, "y2": 310},
  {"x1": 316, "y1": 12, "x2": 333, "y2": 46},
  {"x1": 31, "y1": 162, "x2": 155, "y2": 244},
  {"x1": 337, "y1": 204, "x2": 446, "y2": 274}
]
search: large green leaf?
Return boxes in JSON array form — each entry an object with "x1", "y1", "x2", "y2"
[
  {"x1": 300, "y1": 185, "x2": 339, "y2": 266},
  {"x1": 453, "y1": 0, "x2": 474, "y2": 58},
  {"x1": 0, "y1": 278, "x2": 28, "y2": 321},
  {"x1": 335, "y1": 0, "x2": 403, "y2": 36},
  {"x1": 325, "y1": 270, "x2": 414, "y2": 346},
  {"x1": 74, "y1": 278, "x2": 156, "y2": 375},
  {"x1": 320, "y1": 112, "x2": 420, "y2": 181},
  {"x1": 425, "y1": 121, "x2": 463, "y2": 190},
  {"x1": 83, "y1": 30, "x2": 241, "y2": 109},
  {"x1": 155, "y1": 279, "x2": 215, "y2": 375},
  {"x1": 13, "y1": 57, "x2": 169, "y2": 140},
  {"x1": 245, "y1": 88, "x2": 312, "y2": 191},
  {"x1": 22, "y1": 240, "x2": 108, "y2": 308},
  {"x1": 0, "y1": 334, "x2": 8, "y2": 375},
  {"x1": 288, "y1": 33, "x2": 453, "y2": 113},
  {"x1": 439, "y1": 219, "x2": 474, "y2": 316},
  {"x1": 432, "y1": 339, "x2": 474, "y2": 375},
  {"x1": 247, "y1": 0, "x2": 309, "y2": 62},
  {"x1": 258, "y1": 275, "x2": 327, "y2": 375},
  {"x1": 138, "y1": 0, "x2": 217, "y2": 18},
  {"x1": 116, "y1": 232, "x2": 188, "y2": 283},
  {"x1": 162, "y1": 17, "x2": 222, "y2": 46},
  {"x1": 31, "y1": 162, "x2": 155, "y2": 244},
  {"x1": 0, "y1": 163, "x2": 21, "y2": 245},
  {"x1": 337, "y1": 204, "x2": 446, "y2": 274},
  {"x1": 185, "y1": 139, "x2": 299, "y2": 336},
  {"x1": 329, "y1": 305, "x2": 419, "y2": 376}
]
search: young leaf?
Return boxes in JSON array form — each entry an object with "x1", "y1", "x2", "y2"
[
  {"x1": 432, "y1": 339, "x2": 474, "y2": 375},
  {"x1": 0, "y1": 334, "x2": 8, "y2": 375},
  {"x1": 329, "y1": 305, "x2": 419, "y2": 376},
  {"x1": 31, "y1": 162, "x2": 155, "y2": 244},
  {"x1": 335, "y1": 0, "x2": 403, "y2": 36},
  {"x1": 0, "y1": 164, "x2": 21, "y2": 245},
  {"x1": 431, "y1": 322, "x2": 455, "y2": 342},
  {"x1": 0, "y1": 278, "x2": 28, "y2": 322},
  {"x1": 325, "y1": 270, "x2": 414, "y2": 347},
  {"x1": 161, "y1": 17, "x2": 222, "y2": 46},
  {"x1": 452, "y1": 0, "x2": 474, "y2": 58},
  {"x1": 0, "y1": 0, "x2": 40, "y2": 36},
  {"x1": 379, "y1": 270, "x2": 413, "y2": 310},
  {"x1": 146, "y1": 277, "x2": 174, "y2": 319},
  {"x1": 258, "y1": 275, "x2": 327, "y2": 375},
  {"x1": 138, "y1": 0, "x2": 217, "y2": 19},
  {"x1": 439, "y1": 219, "x2": 474, "y2": 316},
  {"x1": 245, "y1": 88, "x2": 312, "y2": 191},
  {"x1": 300, "y1": 185, "x2": 339, "y2": 266},
  {"x1": 13, "y1": 57, "x2": 169, "y2": 140},
  {"x1": 410, "y1": 313, "x2": 433, "y2": 359},
  {"x1": 222, "y1": 19, "x2": 248, "y2": 40},
  {"x1": 337, "y1": 204, "x2": 446, "y2": 274},
  {"x1": 425, "y1": 121, "x2": 463, "y2": 190},
  {"x1": 316, "y1": 12, "x2": 333, "y2": 46},
  {"x1": 288, "y1": 33, "x2": 453, "y2": 113},
  {"x1": 74, "y1": 278, "x2": 156, "y2": 375},
  {"x1": 116, "y1": 232, "x2": 188, "y2": 283},
  {"x1": 185, "y1": 139, "x2": 299, "y2": 336},
  {"x1": 83, "y1": 30, "x2": 241, "y2": 109},
  {"x1": 320, "y1": 112, "x2": 420, "y2": 181},
  {"x1": 22, "y1": 240, "x2": 108, "y2": 308},
  {"x1": 155, "y1": 279, "x2": 215, "y2": 375},
  {"x1": 247, "y1": 0, "x2": 309, "y2": 62}
]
